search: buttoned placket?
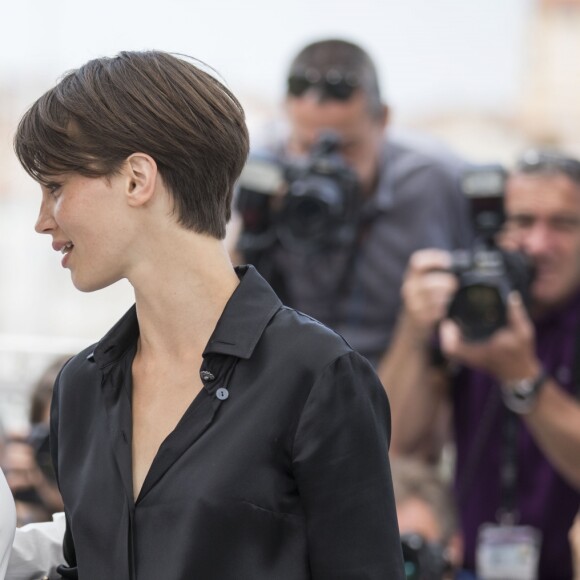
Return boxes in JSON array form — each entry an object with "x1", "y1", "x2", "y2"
[
  {"x1": 97, "y1": 348, "x2": 239, "y2": 579},
  {"x1": 200, "y1": 353, "x2": 239, "y2": 396},
  {"x1": 133, "y1": 354, "x2": 238, "y2": 503},
  {"x1": 202, "y1": 368, "x2": 230, "y2": 399}
]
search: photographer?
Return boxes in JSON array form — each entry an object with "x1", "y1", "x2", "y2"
[
  {"x1": 382, "y1": 150, "x2": 580, "y2": 579},
  {"x1": 235, "y1": 38, "x2": 471, "y2": 365}
]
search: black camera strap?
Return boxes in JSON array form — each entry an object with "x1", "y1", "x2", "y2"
[
  {"x1": 336, "y1": 218, "x2": 372, "y2": 306},
  {"x1": 246, "y1": 204, "x2": 371, "y2": 316},
  {"x1": 292, "y1": 211, "x2": 373, "y2": 324}
]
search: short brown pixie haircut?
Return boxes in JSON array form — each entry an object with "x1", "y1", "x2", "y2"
[{"x1": 14, "y1": 50, "x2": 249, "y2": 239}]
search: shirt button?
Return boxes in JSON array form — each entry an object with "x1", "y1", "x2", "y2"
[
  {"x1": 200, "y1": 370, "x2": 215, "y2": 382},
  {"x1": 216, "y1": 387, "x2": 229, "y2": 401}
]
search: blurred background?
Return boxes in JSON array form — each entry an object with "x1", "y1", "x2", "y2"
[{"x1": 1, "y1": 0, "x2": 580, "y2": 429}]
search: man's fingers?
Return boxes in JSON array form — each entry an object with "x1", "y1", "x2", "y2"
[
  {"x1": 507, "y1": 291, "x2": 532, "y2": 334},
  {"x1": 440, "y1": 318, "x2": 488, "y2": 363},
  {"x1": 408, "y1": 248, "x2": 453, "y2": 275},
  {"x1": 403, "y1": 272, "x2": 458, "y2": 328},
  {"x1": 439, "y1": 319, "x2": 461, "y2": 357}
]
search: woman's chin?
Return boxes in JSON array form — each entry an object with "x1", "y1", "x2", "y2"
[{"x1": 71, "y1": 273, "x2": 117, "y2": 294}]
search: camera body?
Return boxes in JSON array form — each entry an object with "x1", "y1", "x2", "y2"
[
  {"x1": 401, "y1": 533, "x2": 450, "y2": 580},
  {"x1": 235, "y1": 132, "x2": 360, "y2": 254},
  {"x1": 447, "y1": 165, "x2": 534, "y2": 341}
]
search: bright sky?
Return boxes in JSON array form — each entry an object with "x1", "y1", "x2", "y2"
[
  {"x1": 3, "y1": 0, "x2": 532, "y2": 118},
  {"x1": 0, "y1": 0, "x2": 537, "y2": 428},
  {"x1": 0, "y1": 0, "x2": 535, "y2": 343}
]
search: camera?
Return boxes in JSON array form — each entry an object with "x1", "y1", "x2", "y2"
[
  {"x1": 235, "y1": 132, "x2": 360, "y2": 254},
  {"x1": 447, "y1": 165, "x2": 534, "y2": 341},
  {"x1": 401, "y1": 533, "x2": 450, "y2": 580}
]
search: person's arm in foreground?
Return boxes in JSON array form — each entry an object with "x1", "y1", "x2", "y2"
[
  {"x1": 7, "y1": 512, "x2": 65, "y2": 580},
  {"x1": 377, "y1": 249, "x2": 456, "y2": 459}
]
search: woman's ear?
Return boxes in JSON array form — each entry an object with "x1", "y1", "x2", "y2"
[{"x1": 124, "y1": 153, "x2": 158, "y2": 207}]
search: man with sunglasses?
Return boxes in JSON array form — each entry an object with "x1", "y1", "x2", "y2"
[
  {"x1": 234, "y1": 38, "x2": 472, "y2": 368},
  {"x1": 383, "y1": 150, "x2": 580, "y2": 579}
]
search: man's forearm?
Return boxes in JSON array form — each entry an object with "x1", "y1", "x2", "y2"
[
  {"x1": 377, "y1": 314, "x2": 448, "y2": 459},
  {"x1": 524, "y1": 380, "x2": 580, "y2": 490}
]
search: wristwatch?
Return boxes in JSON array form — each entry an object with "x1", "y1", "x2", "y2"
[{"x1": 501, "y1": 369, "x2": 547, "y2": 415}]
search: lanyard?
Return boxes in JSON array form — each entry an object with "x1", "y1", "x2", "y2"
[
  {"x1": 456, "y1": 386, "x2": 501, "y2": 509},
  {"x1": 458, "y1": 323, "x2": 580, "y2": 512},
  {"x1": 498, "y1": 406, "x2": 519, "y2": 523},
  {"x1": 491, "y1": 327, "x2": 580, "y2": 524}
]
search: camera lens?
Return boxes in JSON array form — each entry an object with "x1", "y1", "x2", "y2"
[
  {"x1": 400, "y1": 533, "x2": 447, "y2": 580},
  {"x1": 402, "y1": 539, "x2": 422, "y2": 580},
  {"x1": 449, "y1": 283, "x2": 506, "y2": 341},
  {"x1": 278, "y1": 175, "x2": 347, "y2": 250}
]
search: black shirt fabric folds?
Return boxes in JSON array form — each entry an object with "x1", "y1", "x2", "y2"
[{"x1": 50, "y1": 265, "x2": 404, "y2": 579}]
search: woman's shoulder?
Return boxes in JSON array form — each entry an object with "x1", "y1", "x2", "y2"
[
  {"x1": 53, "y1": 344, "x2": 101, "y2": 402},
  {"x1": 57, "y1": 344, "x2": 98, "y2": 379},
  {"x1": 261, "y1": 305, "x2": 360, "y2": 371}
]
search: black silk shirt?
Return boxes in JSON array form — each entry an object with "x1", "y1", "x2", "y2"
[{"x1": 50, "y1": 266, "x2": 404, "y2": 580}]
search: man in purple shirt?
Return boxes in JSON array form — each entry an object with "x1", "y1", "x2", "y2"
[{"x1": 381, "y1": 150, "x2": 580, "y2": 579}]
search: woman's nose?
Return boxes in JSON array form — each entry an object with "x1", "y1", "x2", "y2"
[{"x1": 34, "y1": 199, "x2": 56, "y2": 234}]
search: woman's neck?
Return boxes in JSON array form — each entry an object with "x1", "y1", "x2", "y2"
[{"x1": 130, "y1": 232, "x2": 239, "y2": 361}]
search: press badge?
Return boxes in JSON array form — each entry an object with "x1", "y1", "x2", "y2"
[{"x1": 476, "y1": 523, "x2": 541, "y2": 580}]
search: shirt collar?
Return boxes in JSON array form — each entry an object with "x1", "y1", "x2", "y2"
[
  {"x1": 89, "y1": 265, "x2": 282, "y2": 367},
  {"x1": 202, "y1": 265, "x2": 282, "y2": 359}
]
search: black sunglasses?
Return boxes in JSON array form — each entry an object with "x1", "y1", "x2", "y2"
[
  {"x1": 287, "y1": 68, "x2": 360, "y2": 101},
  {"x1": 517, "y1": 149, "x2": 580, "y2": 185}
]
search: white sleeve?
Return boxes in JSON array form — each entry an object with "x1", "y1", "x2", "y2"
[
  {"x1": 6, "y1": 513, "x2": 65, "y2": 580},
  {"x1": 0, "y1": 470, "x2": 17, "y2": 580}
]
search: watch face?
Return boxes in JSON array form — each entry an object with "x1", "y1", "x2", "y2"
[
  {"x1": 513, "y1": 379, "x2": 534, "y2": 397},
  {"x1": 502, "y1": 371, "x2": 546, "y2": 414}
]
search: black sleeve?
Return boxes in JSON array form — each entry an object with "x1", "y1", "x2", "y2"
[
  {"x1": 50, "y1": 368, "x2": 79, "y2": 578},
  {"x1": 292, "y1": 350, "x2": 405, "y2": 580}
]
